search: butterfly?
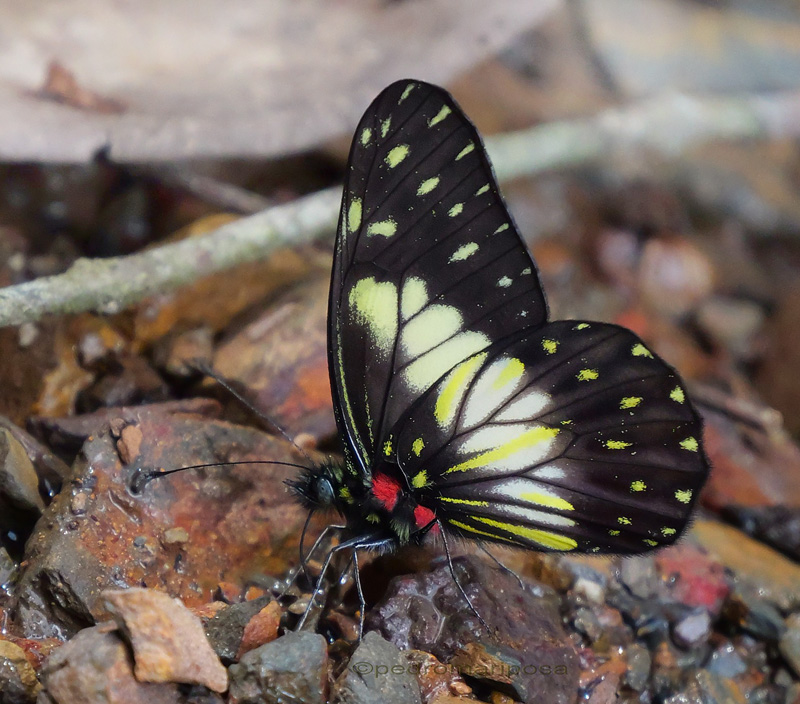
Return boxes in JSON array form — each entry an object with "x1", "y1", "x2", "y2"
[{"x1": 285, "y1": 79, "x2": 709, "y2": 628}]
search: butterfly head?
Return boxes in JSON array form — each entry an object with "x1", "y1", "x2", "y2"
[{"x1": 286, "y1": 460, "x2": 347, "y2": 511}]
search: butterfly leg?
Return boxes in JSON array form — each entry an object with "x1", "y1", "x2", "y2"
[
  {"x1": 281, "y1": 522, "x2": 346, "y2": 599},
  {"x1": 296, "y1": 534, "x2": 393, "y2": 632},
  {"x1": 352, "y1": 549, "x2": 366, "y2": 640},
  {"x1": 476, "y1": 543, "x2": 526, "y2": 590},
  {"x1": 437, "y1": 520, "x2": 490, "y2": 632}
]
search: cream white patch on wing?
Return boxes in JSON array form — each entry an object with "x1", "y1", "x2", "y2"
[
  {"x1": 403, "y1": 331, "x2": 490, "y2": 393},
  {"x1": 493, "y1": 388, "x2": 550, "y2": 422},
  {"x1": 400, "y1": 277, "x2": 429, "y2": 320},
  {"x1": 400, "y1": 305, "x2": 462, "y2": 359},
  {"x1": 462, "y1": 356, "x2": 526, "y2": 428}
]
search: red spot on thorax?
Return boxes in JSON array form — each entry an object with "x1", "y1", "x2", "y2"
[
  {"x1": 414, "y1": 504, "x2": 436, "y2": 530},
  {"x1": 372, "y1": 473, "x2": 402, "y2": 511}
]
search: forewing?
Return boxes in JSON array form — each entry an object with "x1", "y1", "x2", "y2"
[
  {"x1": 330, "y1": 80, "x2": 547, "y2": 473},
  {"x1": 394, "y1": 321, "x2": 709, "y2": 554}
]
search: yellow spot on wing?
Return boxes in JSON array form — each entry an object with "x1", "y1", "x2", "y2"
[
  {"x1": 679, "y1": 437, "x2": 698, "y2": 452},
  {"x1": 339, "y1": 486, "x2": 352, "y2": 501},
  {"x1": 381, "y1": 117, "x2": 392, "y2": 138},
  {"x1": 445, "y1": 426, "x2": 560, "y2": 474},
  {"x1": 399, "y1": 83, "x2": 416, "y2": 103},
  {"x1": 605, "y1": 440, "x2": 631, "y2": 450},
  {"x1": 385, "y1": 145, "x2": 410, "y2": 168},
  {"x1": 360, "y1": 128, "x2": 372, "y2": 146},
  {"x1": 608, "y1": 529, "x2": 620, "y2": 536},
  {"x1": 475, "y1": 184, "x2": 490, "y2": 196},
  {"x1": 662, "y1": 527, "x2": 676, "y2": 536},
  {"x1": 347, "y1": 198, "x2": 362, "y2": 233},
  {"x1": 630, "y1": 480, "x2": 646, "y2": 492},
  {"x1": 428, "y1": 105, "x2": 451, "y2": 127},
  {"x1": 417, "y1": 176, "x2": 440, "y2": 196},
  {"x1": 577, "y1": 369, "x2": 599, "y2": 381},
  {"x1": 574, "y1": 323, "x2": 590, "y2": 330},
  {"x1": 542, "y1": 339, "x2": 558, "y2": 355},
  {"x1": 349, "y1": 277, "x2": 398, "y2": 352},
  {"x1": 434, "y1": 353, "x2": 487, "y2": 428},
  {"x1": 449, "y1": 242, "x2": 479, "y2": 262},
  {"x1": 644, "y1": 539, "x2": 658, "y2": 547},
  {"x1": 448, "y1": 203, "x2": 463, "y2": 217},
  {"x1": 456, "y1": 142, "x2": 475, "y2": 160},
  {"x1": 473, "y1": 517, "x2": 577, "y2": 551},
  {"x1": 618, "y1": 516, "x2": 632, "y2": 525},
  {"x1": 675, "y1": 489, "x2": 693, "y2": 504},
  {"x1": 519, "y1": 491, "x2": 574, "y2": 511},
  {"x1": 670, "y1": 386, "x2": 686, "y2": 403},
  {"x1": 383, "y1": 439, "x2": 393, "y2": 457},
  {"x1": 632, "y1": 343, "x2": 653, "y2": 358},
  {"x1": 367, "y1": 218, "x2": 398, "y2": 238},
  {"x1": 620, "y1": 396, "x2": 643, "y2": 409},
  {"x1": 439, "y1": 497, "x2": 489, "y2": 507},
  {"x1": 492, "y1": 358, "x2": 525, "y2": 390},
  {"x1": 494, "y1": 223, "x2": 509, "y2": 234},
  {"x1": 411, "y1": 470, "x2": 428, "y2": 489},
  {"x1": 412, "y1": 438, "x2": 425, "y2": 456},
  {"x1": 497, "y1": 276, "x2": 512, "y2": 288},
  {"x1": 449, "y1": 519, "x2": 515, "y2": 543}
]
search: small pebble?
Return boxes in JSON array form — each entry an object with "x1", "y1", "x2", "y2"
[{"x1": 672, "y1": 608, "x2": 712, "y2": 649}]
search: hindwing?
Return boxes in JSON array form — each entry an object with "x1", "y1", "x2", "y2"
[{"x1": 392, "y1": 322, "x2": 707, "y2": 553}]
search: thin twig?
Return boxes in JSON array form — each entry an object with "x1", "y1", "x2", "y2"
[{"x1": 2, "y1": 90, "x2": 800, "y2": 328}]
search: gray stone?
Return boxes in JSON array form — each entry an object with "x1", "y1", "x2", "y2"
[
  {"x1": 332, "y1": 632, "x2": 421, "y2": 704},
  {"x1": 228, "y1": 631, "x2": 327, "y2": 704}
]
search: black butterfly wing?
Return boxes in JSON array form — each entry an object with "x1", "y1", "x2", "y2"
[
  {"x1": 330, "y1": 80, "x2": 548, "y2": 475},
  {"x1": 393, "y1": 321, "x2": 709, "y2": 553}
]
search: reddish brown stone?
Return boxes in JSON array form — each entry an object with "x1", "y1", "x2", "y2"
[
  {"x1": 236, "y1": 601, "x2": 282, "y2": 659},
  {"x1": 103, "y1": 588, "x2": 228, "y2": 692},
  {"x1": 213, "y1": 276, "x2": 336, "y2": 443},
  {"x1": 14, "y1": 401, "x2": 313, "y2": 638},
  {"x1": 655, "y1": 544, "x2": 729, "y2": 615}
]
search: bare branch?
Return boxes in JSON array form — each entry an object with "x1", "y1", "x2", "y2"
[{"x1": 2, "y1": 90, "x2": 799, "y2": 328}]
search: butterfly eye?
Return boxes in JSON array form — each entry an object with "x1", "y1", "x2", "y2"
[{"x1": 314, "y1": 477, "x2": 336, "y2": 506}]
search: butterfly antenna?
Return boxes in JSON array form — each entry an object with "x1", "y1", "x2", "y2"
[
  {"x1": 130, "y1": 459, "x2": 311, "y2": 494},
  {"x1": 188, "y1": 359, "x2": 315, "y2": 466}
]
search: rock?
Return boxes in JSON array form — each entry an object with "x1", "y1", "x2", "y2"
[
  {"x1": 213, "y1": 277, "x2": 336, "y2": 443},
  {"x1": 14, "y1": 401, "x2": 311, "y2": 639},
  {"x1": 332, "y1": 632, "x2": 421, "y2": 704},
  {"x1": 0, "y1": 546, "x2": 17, "y2": 588},
  {"x1": 722, "y1": 590, "x2": 785, "y2": 642},
  {"x1": 623, "y1": 643, "x2": 651, "y2": 692},
  {"x1": 402, "y1": 650, "x2": 471, "y2": 703},
  {"x1": 76, "y1": 355, "x2": 170, "y2": 413},
  {"x1": 0, "y1": 638, "x2": 41, "y2": 703},
  {"x1": 204, "y1": 596, "x2": 273, "y2": 662},
  {"x1": 151, "y1": 327, "x2": 214, "y2": 379},
  {"x1": 690, "y1": 520, "x2": 800, "y2": 610},
  {"x1": 671, "y1": 608, "x2": 712, "y2": 649},
  {"x1": 619, "y1": 556, "x2": 657, "y2": 599},
  {"x1": 0, "y1": 416, "x2": 70, "y2": 498},
  {"x1": 39, "y1": 626, "x2": 180, "y2": 704},
  {"x1": 0, "y1": 428, "x2": 45, "y2": 554},
  {"x1": 722, "y1": 505, "x2": 800, "y2": 563},
  {"x1": 654, "y1": 544, "x2": 729, "y2": 616},
  {"x1": 103, "y1": 588, "x2": 227, "y2": 692},
  {"x1": 228, "y1": 631, "x2": 328, "y2": 704},
  {"x1": 780, "y1": 613, "x2": 800, "y2": 679},
  {"x1": 367, "y1": 555, "x2": 579, "y2": 704},
  {"x1": 637, "y1": 235, "x2": 714, "y2": 318},
  {"x1": 707, "y1": 642, "x2": 747, "y2": 679}
]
